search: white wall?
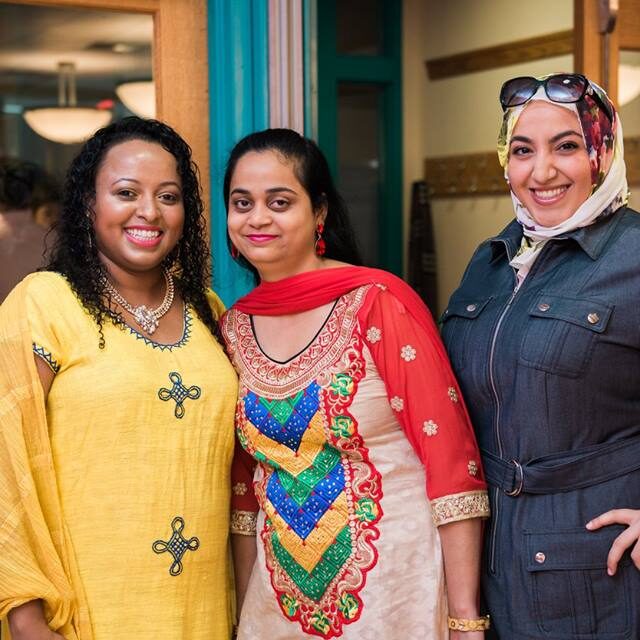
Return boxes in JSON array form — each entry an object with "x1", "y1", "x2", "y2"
[
  {"x1": 403, "y1": 1, "x2": 639, "y2": 311},
  {"x1": 405, "y1": 0, "x2": 578, "y2": 312}
]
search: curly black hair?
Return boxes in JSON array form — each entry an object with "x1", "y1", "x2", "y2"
[
  {"x1": 46, "y1": 116, "x2": 220, "y2": 346},
  {"x1": 223, "y1": 128, "x2": 363, "y2": 282}
]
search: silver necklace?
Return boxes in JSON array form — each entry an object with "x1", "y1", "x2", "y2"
[{"x1": 103, "y1": 268, "x2": 175, "y2": 335}]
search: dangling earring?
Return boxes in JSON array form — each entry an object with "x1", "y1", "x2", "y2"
[
  {"x1": 230, "y1": 244, "x2": 239, "y2": 260},
  {"x1": 315, "y1": 223, "x2": 326, "y2": 256}
]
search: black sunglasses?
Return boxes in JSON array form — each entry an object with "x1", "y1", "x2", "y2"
[{"x1": 499, "y1": 73, "x2": 613, "y2": 123}]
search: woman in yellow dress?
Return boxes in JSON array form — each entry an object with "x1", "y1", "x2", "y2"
[{"x1": 0, "y1": 117, "x2": 237, "y2": 640}]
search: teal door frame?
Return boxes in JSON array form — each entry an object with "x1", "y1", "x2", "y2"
[
  {"x1": 208, "y1": 0, "x2": 270, "y2": 306},
  {"x1": 315, "y1": 1, "x2": 403, "y2": 275}
]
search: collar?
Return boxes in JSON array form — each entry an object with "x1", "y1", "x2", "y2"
[{"x1": 490, "y1": 207, "x2": 626, "y2": 262}]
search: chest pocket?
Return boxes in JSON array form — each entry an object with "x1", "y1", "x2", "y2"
[
  {"x1": 440, "y1": 297, "x2": 492, "y2": 372},
  {"x1": 519, "y1": 293, "x2": 612, "y2": 378}
]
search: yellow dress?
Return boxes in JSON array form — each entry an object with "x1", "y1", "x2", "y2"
[{"x1": 0, "y1": 272, "x2": 237, "y2": 639}]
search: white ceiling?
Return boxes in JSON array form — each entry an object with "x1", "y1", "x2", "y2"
[{"x1": 0, "y1": 3, "x2": 153, "y2": 77}]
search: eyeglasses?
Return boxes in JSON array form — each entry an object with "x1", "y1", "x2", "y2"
[{"x1": 499, "y1": 73, "x2": 613, "y2": 123}]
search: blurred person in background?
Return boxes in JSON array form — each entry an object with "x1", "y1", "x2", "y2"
[{"x1": 0, "y1": 159, "x2": 59, "y2": 301}]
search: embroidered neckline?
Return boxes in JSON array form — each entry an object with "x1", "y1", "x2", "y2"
[
  {"x1": 249, "y1": 299, "x2": 339, "y2": 365},
  {"x1": 122, "y1": 304, "x2": 192, "y2": 351},
  {"x1": 225, "y1": 286, "x2": 370, "y2": 398}
]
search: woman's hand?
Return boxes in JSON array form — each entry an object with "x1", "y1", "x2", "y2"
[
  {"x1": 8, "y1": 601, "x2": 66, "y2": 640},
  {"x1": 450, "y1": 631, "x2": 484, "y2": 640},
  {"x1": 12, "y1": 630, "x2": 65, "y2": 640},
  {"x1": 586, "y1": 508, "x2": 640, "y2": 575}
]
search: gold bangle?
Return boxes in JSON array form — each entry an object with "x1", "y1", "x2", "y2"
[{"x1": 447, "y1": 615, "x2": 490, "y2": 631}]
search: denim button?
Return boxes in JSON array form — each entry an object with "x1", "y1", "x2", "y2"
[
  {"x1": 538, "y1": 303, "x2": 550, "y2": 312},
  {"x1": 466, "y1": 304, "x2": 477, "y2": 312},
  {"x1": 535, "y1": 552, "x2": 546, "y2": 564},
  {"x1": 587, "y1": 312, "x2": 600, "y2": 324}
]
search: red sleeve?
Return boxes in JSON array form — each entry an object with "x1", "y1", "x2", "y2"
[
  {"x1": 230, "y1": 438, "x2": 259, "y2": 535},
  {"x1": 361, "y1": 286, "x2": 489, "y2": 525}
]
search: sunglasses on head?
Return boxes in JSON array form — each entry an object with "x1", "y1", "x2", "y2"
[{"x1": 499, "y1": 73, "x2": 613, "y2": 123}]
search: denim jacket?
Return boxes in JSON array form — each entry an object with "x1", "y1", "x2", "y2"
[{"x1": 441, "y1": 206, "x2": 640, "y2": 639}]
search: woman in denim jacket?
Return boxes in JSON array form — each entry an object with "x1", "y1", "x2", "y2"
[{"x1": 441, "y1": 74, "x2": 640, "y2": 639}]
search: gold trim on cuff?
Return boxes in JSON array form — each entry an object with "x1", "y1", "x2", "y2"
[
  {"x1": 431, "y1": 490, "x2": 490, "y2": 526},
  {"x1": 230, "y1": 509, "x2": 258, "y2": 536}
]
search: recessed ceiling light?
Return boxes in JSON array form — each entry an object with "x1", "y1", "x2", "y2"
[{"x1": 112, "y1": 43, "x2": 135, "y2": 54}]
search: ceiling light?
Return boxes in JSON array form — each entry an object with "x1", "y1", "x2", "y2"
[
  {"x1": 116, "y1": 80, "x2": 156, "y2": 118},
  {"x1": 619, "y1": 64, "x2": 640, "y2": 106},
  {"x1": 23, "y1": 62, "x2": 112, "y2": 144},
  {"x1": 112, "y1": 43, "x2": 136, "y2": 54}
]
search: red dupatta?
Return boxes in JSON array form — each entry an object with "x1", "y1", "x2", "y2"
[{"x1": 232, "y1": 265, "x2": 449, "y2": 360}]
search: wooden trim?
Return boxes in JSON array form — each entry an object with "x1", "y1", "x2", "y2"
[
  {"x1": 10, "y1": 0, "x2": 158, "y2": 11},
  {"x1": 424, "y1": 137, "x2": 640, "y2": 197},
  {"x1": 626, "y1": 137, "x2": 640, "y2": 185},
  {"x1": 425, "y1": 30, "x2": 573, "y2": 80},
  {"x1": 154, "y1": 0, "x2": 210, "y2": 225},
  {"x1": 574, "y1": 0, "x2": 619, "y2": 102},
  {"x1": 424, "y1": 152, "x2": 507, "y2": 198},
  {"x1": 620, "y1": 0, "x2": 640, "y2": 50}
]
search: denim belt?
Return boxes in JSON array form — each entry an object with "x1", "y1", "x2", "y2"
[{"x1": 481, "y1": 435, "x2": 640, "y2": 496}]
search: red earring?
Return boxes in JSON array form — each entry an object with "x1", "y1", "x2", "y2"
[
  {"x1": 230, "y1": 244, "x2": 239, "y2": 259},
  {"x1": 315, "y1": 223, "x2": 326, "y2": 256}
]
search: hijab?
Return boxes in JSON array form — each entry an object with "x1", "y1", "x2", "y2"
[{"x1": 497, "y1": 76, "x2": 629, "y2": 285}]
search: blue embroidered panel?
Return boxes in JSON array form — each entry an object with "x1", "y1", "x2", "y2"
[
  {"x1": 243, "y1": 382, "x2": 320, "y2": 451},
  {"x1": 266, "y1": 462, "x2": 345, "y2": 539}
]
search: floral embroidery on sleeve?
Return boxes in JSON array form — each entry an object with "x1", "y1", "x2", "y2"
[
  {"x1": 400, "y1": 345, "x2": 416, "y2": 362},
  {"x1": 366, "y1": 326, "x2": 382, "y2": 343},
  {"x1": 390, "y1": 396, "x2": 404, "y2": 411},
  {"x1": 422, "y1": 420, "x2": 438, "y2": 436},
  {"x1": 467, "y1": 460, "x2": 478, "y2": 477},
  {"x1": 447, "y1": 387, "x2": 459, "y2": 403},
  {"x1": 233, "y1": 482, "x2": 248, "y2": 496}
]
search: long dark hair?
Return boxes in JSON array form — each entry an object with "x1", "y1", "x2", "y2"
[
  {"x1": 223, "y1": 128, "x2": 363, "y2": 280},
  {"x1": 46, "y1": 116, "x2": 219, "y2": 346}
]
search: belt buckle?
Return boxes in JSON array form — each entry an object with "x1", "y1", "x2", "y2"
[{"x1": 504, "y1": 459, "x2": 524, "y2": 496}]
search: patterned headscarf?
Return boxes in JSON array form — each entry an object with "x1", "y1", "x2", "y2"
[{"x1": 497, "y1": 75, "x2": 628, "y2": 284}]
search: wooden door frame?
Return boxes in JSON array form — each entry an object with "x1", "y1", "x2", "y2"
[
  {"x1": 575, "y1": 0, "x2": 640, "y2": 104},
  {"x1": 3, "y1": 0, "x2": 210, "y2": 224}
]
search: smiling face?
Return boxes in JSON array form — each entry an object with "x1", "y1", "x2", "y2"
[
  {"x1": 92, "y1": 139, "x2": 184, "y2": 276},
  {"x1": 227, "y1": 150, "x2": 326, "y2": 281},
  {"x1": 507, "y1": 101, "x2": 593, "y2": 227}
]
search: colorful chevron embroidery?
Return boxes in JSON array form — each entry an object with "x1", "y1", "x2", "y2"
[{"x1": 241, "y1": 371, "x2": 382, "y2": 638}]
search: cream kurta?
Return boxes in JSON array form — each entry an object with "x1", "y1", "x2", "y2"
[
  {"x1": 1, "y1": 272, "x2": 237, "y2": 639},
  {"x1": 237, "y1": 347, "x2": 447, "y2": 639},
  {"x1": 224, "y1": 282, "x2": 488, "y2": 639}
]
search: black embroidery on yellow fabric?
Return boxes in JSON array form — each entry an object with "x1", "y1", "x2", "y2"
[
  {"x1": 158, "y1": 371, "x2": 201, "y2": 419},
  {"x1": 152, "y1": 516, "x2": 200, "y2": 576},
  {"x1": 127, "y1": 305, "x2": 192, "y2": 351},
  {"x1": 32, "y1": 343, "x2": 60, "y2": 373}
]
